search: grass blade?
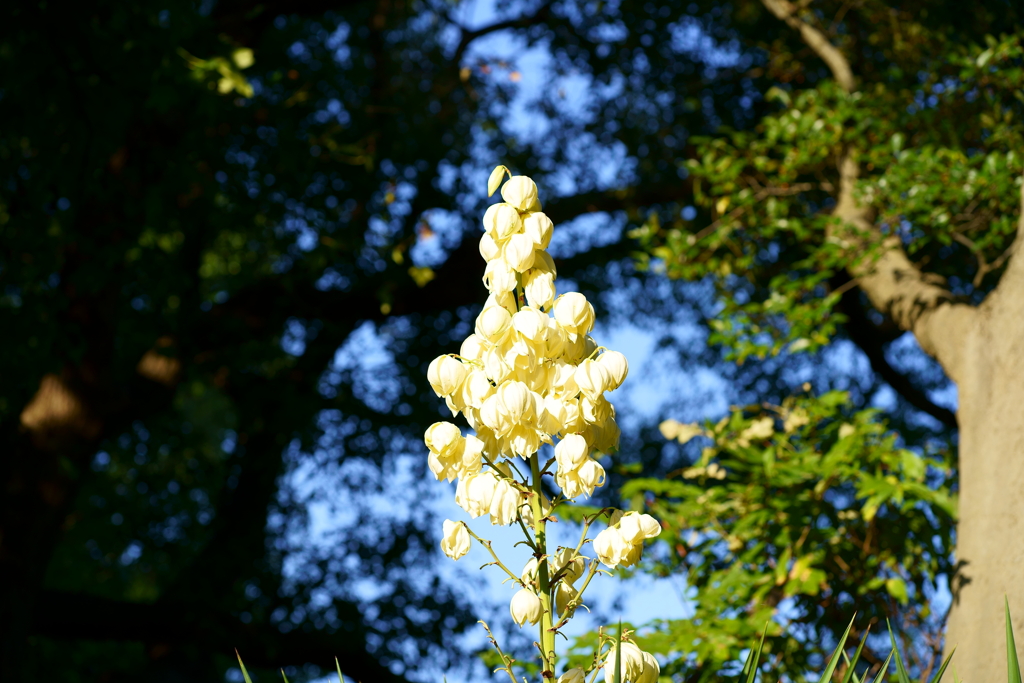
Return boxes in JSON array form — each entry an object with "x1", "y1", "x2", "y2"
[
  {"x1": 840, "y1": 624, "x2": 871, "y2": 683},
  {"x1": 1007, "y1": 598, "x2": 1022, "y2": 683},
  {"x1": 742, "y1": 622, "x2": 769, "y2": 683},
  {"x1": 886, "y1": 619, "x2": 912, "y2": 683},
  {"x1": 929, "y1": 646, "x2": 956, "y2": 683},
  {"x1": 236, "y1": 650, "x2": 254, "y2": 683},
  {"x1": 336, "y1": 656, "x2": 346, "y2": 683},
  {"x1": 818, "y1": 615, "x2": 856, "y2": 683},
  {"x1": 280, "y1": 668, "x2": 290, "y2": 683},
  {"x1": 869, "y1": 650, "x2": 895, "y2": 683}
]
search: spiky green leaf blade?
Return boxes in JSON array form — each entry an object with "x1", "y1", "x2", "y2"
[
  {"x1": 615, "y1": 620, "x2": 624, "y2": 683},
  {"x1": 886, "y1": 619, "x2": 912, "y2": 683},
  {"x1": 280, "y1": 669, "x2": 290, "y2": 683},
  {"x1": 840, "y1": 624, "x2": 871, "y2": 683},
  {"x1": 236, "y1": 650, "x2": 254, "y2": 683},
  {"x1": 928, "y1": 647, "x2": 955, "y2": 683},
  {"x1": 742, "y1": 622, "x2": 769, "y2": 683},
  {"x1": 336, "y1": 656, "x2": 346, "y2": 683},
  {"x1": 818, "y1": 615, "x2": 856, "y2": 683},
  {"x1": 869, "y1": 650, "x2": 895, "y2": 683},
  {"x1": 1007, "y1": 598, "x2": 1022, "y2": 683}
]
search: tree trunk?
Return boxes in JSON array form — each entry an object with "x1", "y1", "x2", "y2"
[{"x1": 943, "y1": 250, "x2": 1024, "y2": 680}]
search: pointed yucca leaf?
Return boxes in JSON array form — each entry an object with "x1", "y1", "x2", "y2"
[
  {"x1": 929, "y1": 646, "x2": 955, "y2": 683},
  {"x1": 336, "y1": 656, "x2": 346, "y2": 683},
  {"x1": 742, "y1": 622, "x2": 769, "y2": 683},
  {"x1": 952, "y1": 665, "x2": 962, "y2": 683},
  {"x1": 235, "y1": 650, "x2": 254, "y2": 683},
  {"x1": 615, "y1": 620, "x2": 624, "y2": 683},
  {"x1": 817, "y1": 615, "x2": 856, "y2": 683},
  {"x1": 840, "y1": 624, "x2": 871, "y2": 683},
  {"x1": 280, "y1": 668, "x2": 290, "y2": 683},
  {"x1": 868, "y1": 650, "x2": 895, "y2": 683},
  {"x1": 886, "y1": 619, "x2": 912, "y2": 683},
  {"x1": 1007, "y1": 598, "x2": 1022, "y2": 683}
]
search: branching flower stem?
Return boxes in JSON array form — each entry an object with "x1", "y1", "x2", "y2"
[{"x1": 465, "y1": 526, "x2": 525, "y2": 586}]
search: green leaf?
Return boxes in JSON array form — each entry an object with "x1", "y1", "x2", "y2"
[
  {"x1": 280, "y1": 669, "x2": 290, "y2": 683},
  {"x1": 236, "y1": 650, "x2": 254, "y2": 683},
  {"x1": 336, "y1": 656, "x2": 346, "y2": 683},
  {"x1": 839, "y1": 622, "x2": 869, "y2": 683},
  {"x1": 887, "y1": 620, "x2": 912, "y2": 683},
  {"x1": 929, "y1": 646, "x2": 955, "y2": 683},
  {"x1": 869, "y1": 650, "x2": 895, "y2": 683},
  {"x1": 818, "y1": 615, "x2": 856, "y2": 683},
  {"x1": 743, "y1": 622, "x2": 768, "y2": 683},
  {"x1": 1007, "y1": 598, "x2": 1021, "y2": 683}
]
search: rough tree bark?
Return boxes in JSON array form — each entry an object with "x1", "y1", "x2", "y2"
[{"x1": 760, "y1": 0, "x2": 1024, "y2": 677}]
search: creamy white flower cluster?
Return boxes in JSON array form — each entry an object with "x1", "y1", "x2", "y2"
[
  {"x1": 428, "y1": 168, "x2": 660, "y2": 683},
  {"x1": 426, "y1": 171, "x2": 627, "y2": 527}
]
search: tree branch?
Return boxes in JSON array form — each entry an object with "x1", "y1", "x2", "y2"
[
  {"x1": 760, "y1": 0, "x2": 976, "y2": 384},
  {"x1": 452, "y1": 3, "x2": 553, "y2": 65},
  {"x1": 838, "y1": 282, "x2": 958, "y2": 428}
]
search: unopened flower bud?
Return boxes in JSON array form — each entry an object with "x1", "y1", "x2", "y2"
[
  {"x1": 440, "y1": 519, "x2": 471, "y2": 560},
  {"x1": 487, "y1": 164, "x2": 510, "y2": 197},
  {"x1": 501, "y1": 176, "x2": 539, "y2": 212},
  {"x1": 509, "y1": 588, "x2": 543, "y2": 627},
  {"x1": 555, "y1": 582, "x2": 579, "y2": 616}
]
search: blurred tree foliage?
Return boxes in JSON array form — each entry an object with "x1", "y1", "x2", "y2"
[{"x1": 1, "y1": 0, "x2": 1022, "y2": 682}]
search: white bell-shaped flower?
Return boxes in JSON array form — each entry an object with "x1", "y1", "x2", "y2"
[
  {"x1": 510, "y1": 588, "x2": 543, "y2": 627},
  {"x1": 555, "y1": 434, "x2": 588, "y2": 470},
  {"x1": 489, "y1": 478, "x2": 521, "y2": 526},
  {"x1": 593, "y1": 526, "x2": 630, "y2": 568},
  {"x1": 558, "y1": 668, "x2": 586, "y2": 683},
  {"x1": 521, "y1": 557, "x2": 540, "y2": 584},
  {"x1": 455, "y1": 470, "x2": 498, "y2": 518},
  {"x1": 479, "y1": 232, "x2": 501, "y2": 262},
  {"x1": 582, "y1": 395, "x2": 612, "y2": 424},
  {"x1": 440, "y1": 519, "x2": 471, "y2": 560},
  {"x1": 597, "y1": 349, "x2": 628, "y2": 390},
  {"x1": 495, "y1": 380, "x2": 536, "y2": 426},
  {"x1": 604, "y1": 641, "x2": 646, "y2": 683},
  {"x1": 501, "y1": 175, "x2": 539, "y2": 212},
  {"x1": 551, "y1": 547, "x2": 586, "y2": 584},
  {"x1": 575, "y1": 359, "x2": 611, "y2": 399},
  {"x1": 503, "y1": 232, "x2": 536, "y2": 272},
  {"x1": 427, "y1": 355, "x2": 468, "y2": 398},
  {"x1": 523, "y1": 212, "x2": 554, "y2": 249},
  {"x1": 523, "y1": 262, "x2": 556, "y2": 310},
  {"x1": 475, "y1": 306, "x2": 513, "y2": 344},
  {"x1": 483, "y1": 203, "x2": 522, "y2": 242},
  {"x1": 636, "y1": 652, "x2": 660, "y2": 683},
  {"x1": 553, "y1": 292, "x2": 595, "y2": 341},
  {"x1": 483, "y1": 258, "x2": 517, "y2": 293},
  {"x1": 424, "y1": 422, "x2": 462, "y2": 460}
]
